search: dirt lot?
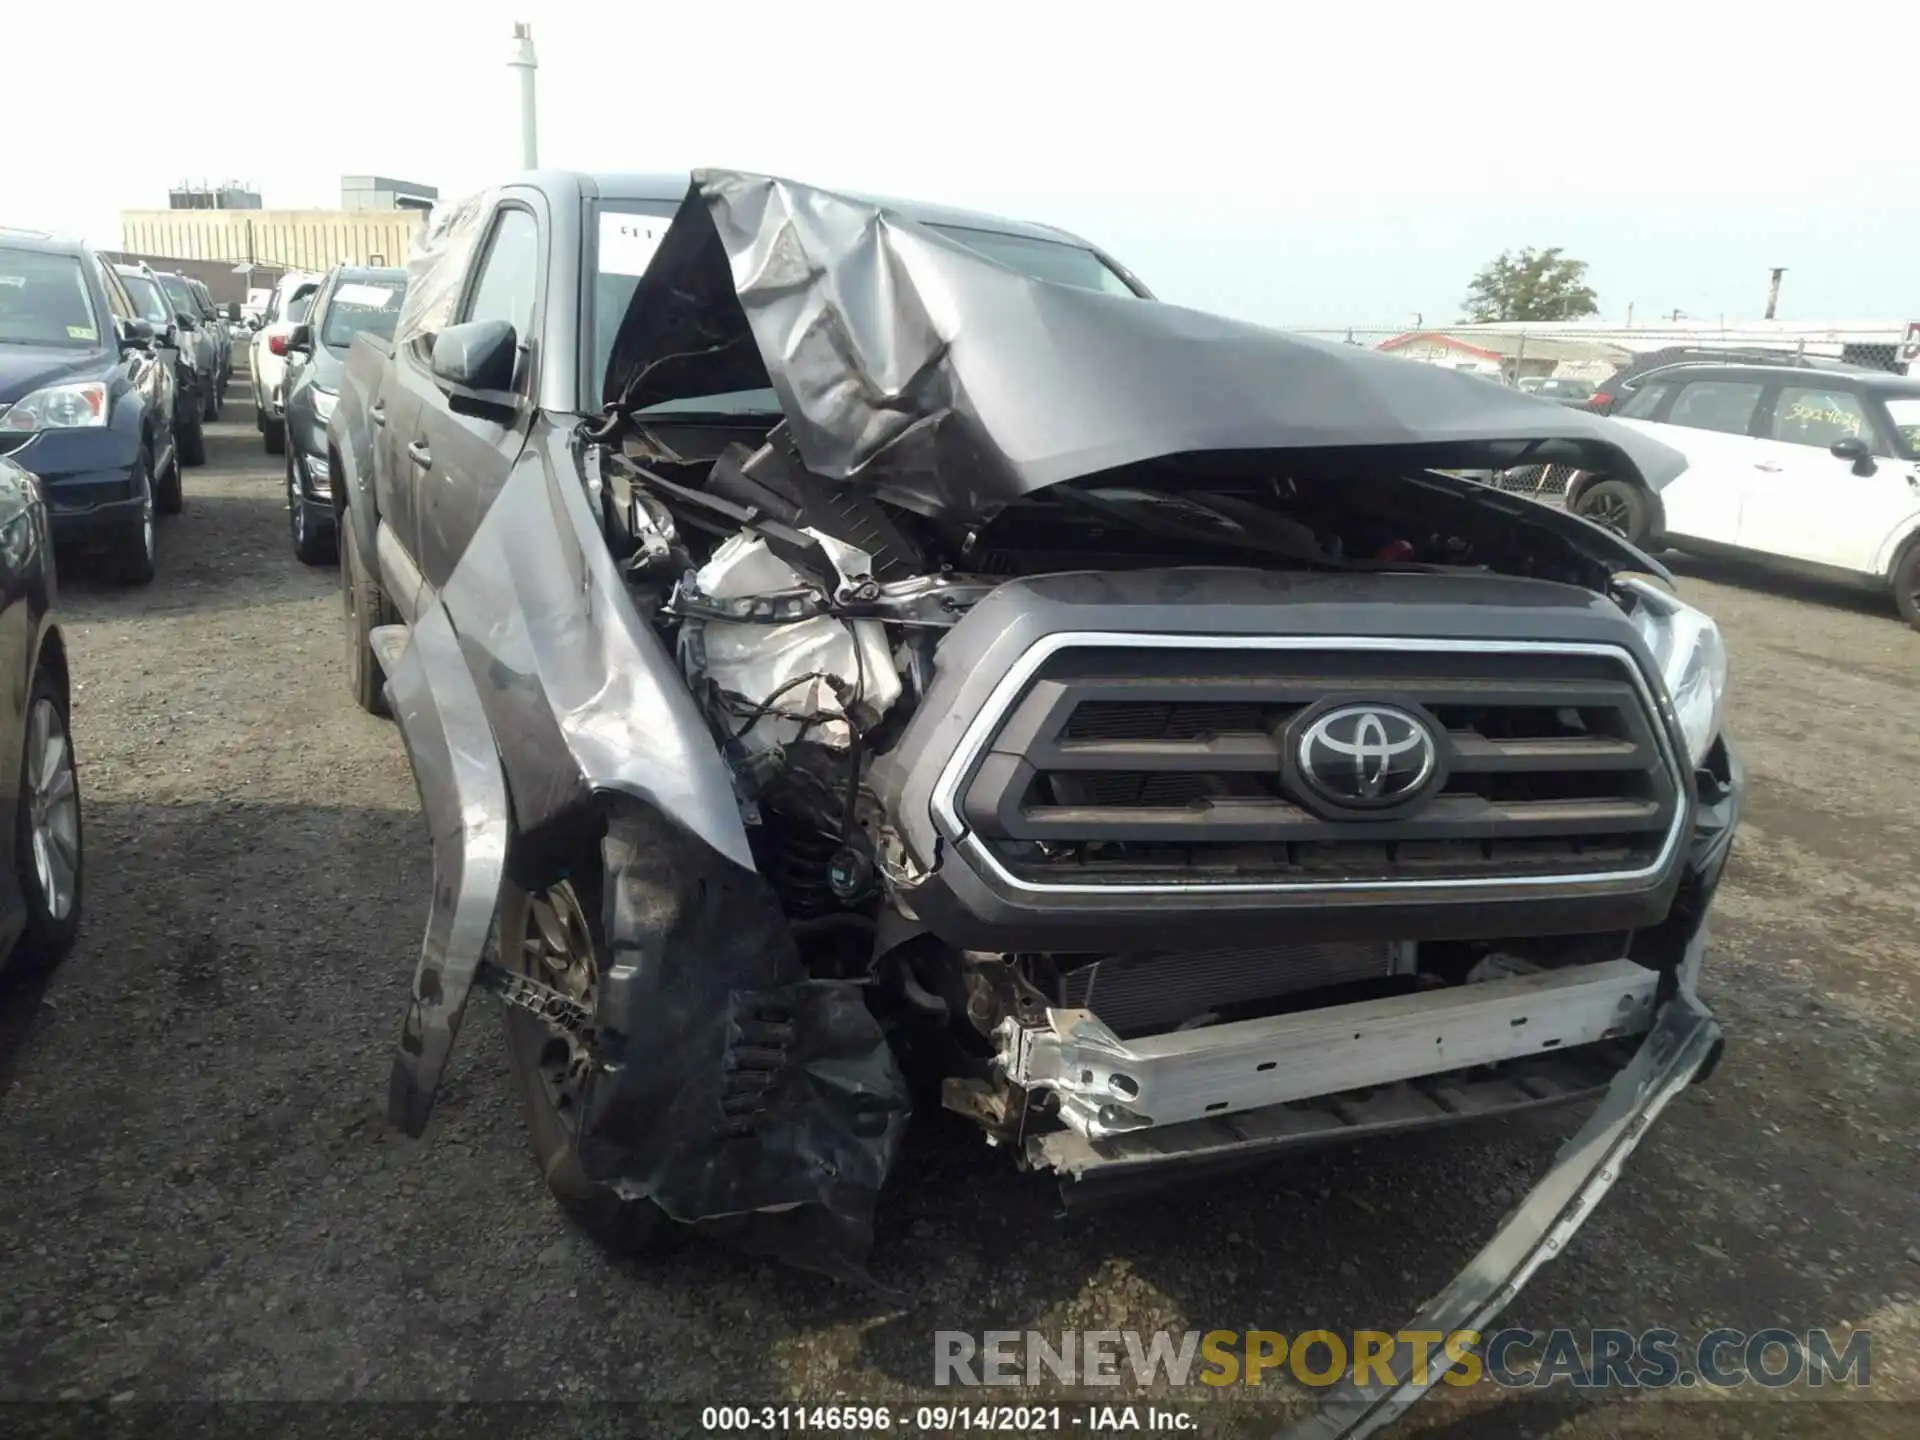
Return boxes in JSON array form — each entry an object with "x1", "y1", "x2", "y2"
[{"x1": 0, "y1": 372, "x2": 1915, "y2": 1438}]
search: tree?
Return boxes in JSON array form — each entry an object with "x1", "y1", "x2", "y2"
[{"x1": 1462, "y1": 247, "x2": 1599, "y2": 322}]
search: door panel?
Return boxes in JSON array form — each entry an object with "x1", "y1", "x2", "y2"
[
  {"x1": 1614, "y1": 415, "x2": 1749, "y2": 544},
  {"x1": 413, "y1": 201, "x2": 544, "y2": 589},
  {"x1": 1734, "y1": 383, "x2": 1920, "y2": 573},
  {"x1": 371, "y1": 339, "x2": 436, "y2": 585}
]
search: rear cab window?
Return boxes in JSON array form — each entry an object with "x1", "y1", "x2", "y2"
[{"x1": 1617, "y1": 382, "x2": 1670, "y2": 419}]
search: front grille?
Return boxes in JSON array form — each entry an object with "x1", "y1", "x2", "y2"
[{"x1": 956, "y1": 642, "x2": 1684, "y2": 890}]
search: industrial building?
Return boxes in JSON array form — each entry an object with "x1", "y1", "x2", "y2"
[{"x1": 120, "y1": 174, "x2": 437, "y2": 277}]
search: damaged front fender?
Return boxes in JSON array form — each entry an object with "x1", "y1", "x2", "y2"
[{"x1": 380, "y1": 600, "x2": 509, "y2": 1137}]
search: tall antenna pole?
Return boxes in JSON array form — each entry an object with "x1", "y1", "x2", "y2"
[{"x1": 508, "y1": 23, "x2": 539, "y2": 169}]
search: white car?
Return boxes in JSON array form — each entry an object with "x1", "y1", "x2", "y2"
[
  {"x1": 249, "y1": 270, "x2": 324, "y2": 455},
  {"x1": 1566, "y1": 362, "x2": 1920, "y2": 629}
]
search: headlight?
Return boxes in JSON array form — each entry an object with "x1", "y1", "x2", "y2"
[
  {"x1": 2, "y1": 381, "x2": 108, "y2": 432},
  {"x1": 1618, "y1": 576, "x2": 1728, "y2": 769},
  {"x1": 311, "y1": 389, "x2": 338, "y2": 422}
]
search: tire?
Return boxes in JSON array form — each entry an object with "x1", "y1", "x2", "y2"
[
  {"x1": 202, "y1": 371, "x2": 221, "y2": 422},
  {"x1": 156, "y1": 435, "x2": 184, "y2": 515},
  {"x1": 498, "y1": 878, "x2": 667, "y2": 1252},
  {"x1": 1891, "y1": 538, "x2": 1920, "y2": 631},
  {"x1": 176, "y1": 413, "x2": 206, "y2": 470},
  {"x1": 1571, "y1": 477, "x2": 1653, "y2": 548},
  {"x1": 9, "y1": 667, "x2": 83, "y2": 977},
  {"x1": 263, "y1": 417, "x2": 285, "y2": 456},
  {"x1": 289, "y1": 454, "x2": 333, "y2": 566},
  {"x1": 106, "y1": 453, "x2": 157, "y2": 586},
  {"x1": 341, "y1": 516, "x2": 392, "y2": 716}
]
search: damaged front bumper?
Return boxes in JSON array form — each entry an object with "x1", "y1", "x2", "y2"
[{"x1": 1279, "y1": 978, "x2": 1721, "y2": 1439}]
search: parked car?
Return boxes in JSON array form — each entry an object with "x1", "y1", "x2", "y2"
[
  {"x1": 113, "y1": 263, "x2": 203, "y2": 478},
  {"x1": 185, "y1": 276, "x2": 233, "y2": 412},
  {"x1": 331, "y1": 171, "x2": 1738, "y2": 1425},
  {"x1": 1531, "y1": 376, "x2": 1596, "y2": 407},
  {"x1": 1585, "y1": 345, "x2": 1865, "y2": 416},
  {"x1": 1567, "y1": 363, "x2": 1920, "y2": 626},
  {"x1": 250, "y1": 270, "x2": 324, "y2": 455},
  {"x1": 0, "y1": 231, "x2": 173, "y2": 582},
  {"x1": 281, "y1": 265, "x2": 407, "y2": 563},
  {"x1": 0, "y1": 453, "x2": 82, "y2": 977},
  {"x1": 152, "y1": 271, "x2": 224, "y2": 424}
]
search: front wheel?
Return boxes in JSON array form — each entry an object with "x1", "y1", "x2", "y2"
[
  {"x1": 1571, "y1": 477, "x2": 1653, "y2": 549},
  {"x1": 1891, "y1": 540, "x2": 1920, "y2": 631},
  {"x1": 106, "y1": 453, "x2": 157, "y2": 586},
  {"x1": 498, "y1": 878, "x2": 666, "y2": 1251},
  {"x1": 202, "y1": 372, "x2": 221, "y2": 422},
  {"x1": 288, "y1": 455, "x2": 332, "y2": 566},
  {"x1": 10, "y1": 670, "x2": 83, "y2": 975}
]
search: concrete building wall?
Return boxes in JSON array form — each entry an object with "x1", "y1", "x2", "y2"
[{"x1": 120, "y1": 208, "x2": 426, "y2": 272}]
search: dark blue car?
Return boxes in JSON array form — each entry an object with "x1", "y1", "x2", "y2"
[{"x1": 0, "y1": 231, "x2": 173, "y2": 584}]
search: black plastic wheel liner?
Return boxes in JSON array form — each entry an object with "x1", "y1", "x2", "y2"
[{"x1": 573, "y1": 802, "x2": 910, "y2": 1282}]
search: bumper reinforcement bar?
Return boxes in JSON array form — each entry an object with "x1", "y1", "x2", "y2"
[{"x1": 1277, "y1": 987, "x2": 1721, "y2": 1438}]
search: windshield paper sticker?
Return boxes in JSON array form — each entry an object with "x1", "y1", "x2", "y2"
[
  {"x1": 332, "y1": 283, "x2": 397, "y2": 309},
  {"x1": 598, "y1": 213, "x2": 668, "y2": 277},
  {"x1": 67, "y1": 325, "x2": 97, "y2": 340}
]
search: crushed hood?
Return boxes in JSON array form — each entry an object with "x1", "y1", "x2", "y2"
[{"x1": 605, "y1": 170, "x2": 1688, "y2": 526}]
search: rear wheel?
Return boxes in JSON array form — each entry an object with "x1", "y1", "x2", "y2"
[
  {"x1": 340, "y1": 517, "x2": 392, "y2": 715},
  {"x1": 1571, "y1": 477, "x2": 1653, "y2": 548},
  {"x1": 155, "y1": 436, "x2": 184, "y2": 515},
  {"x1": 202, "y1": 370, "x2": 221, "y2": 421},
  {"x1": 499, "y1": 877, "x2": 666, "y2": 1251},
  {"x1": 10, "y1": 670, "x2": 82, "y2": 976},
  {"x1": 1891, "y1": 539, "x2": 1920, "y2": 631},
  {"x1": 262, "y1": 416, "x2": 285, "y2": 456}
]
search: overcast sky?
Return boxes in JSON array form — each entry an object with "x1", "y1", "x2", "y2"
[{"x1": 15, "y1": 0, "x2": 1917, "y2": 330}]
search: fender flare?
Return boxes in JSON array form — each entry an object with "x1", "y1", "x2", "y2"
[
  {"x1": 1871, "y1": 518, "x2": 1920, "y2": 581},
  {"x1": 382, "y1": 598, "x2": 510, "y2": 1137}
]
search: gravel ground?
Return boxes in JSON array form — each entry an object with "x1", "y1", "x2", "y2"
[{"x1": 0, "y1": 372, "x2": 1915, "y2": 1438}]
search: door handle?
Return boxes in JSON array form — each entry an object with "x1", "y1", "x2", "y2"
[
  {"x1": 370, "y1": 401, "x2": 387, "y2": 429},
  {"x1": 407, "y1": 440, "x2": 433, "y2": 469},
  {"x1": 1752, "y1": 462, "x2": 1783, "y2": 473}
]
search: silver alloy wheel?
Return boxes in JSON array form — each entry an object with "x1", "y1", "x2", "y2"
[
  {"x1": 26, "y1": 697, "x2": 79, "y2": 922},
  {"x1": 138, "y1": 461, "x2": 155, "y2": 563},
  {"x1": 517, "y1": 882, "x2": 599, "y2": 1118},
  {"x1": 288, "y1": 463, "x2": 306, "y2": 547}
]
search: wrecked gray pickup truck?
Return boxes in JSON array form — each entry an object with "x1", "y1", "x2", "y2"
[{"x1": 331, "y1": 168, "x2": 1741, "y2": 1431}]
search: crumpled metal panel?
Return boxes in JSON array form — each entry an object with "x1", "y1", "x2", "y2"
[
  {"x1": 392, "y1": 187, "x2": 496, "y2": 353},
  {"x1": 604, "y1": 170, "x2": 1689, "y2": 527},
  {"x1": 577, "y1": 803, "x2": 910, "y2": 1281}
]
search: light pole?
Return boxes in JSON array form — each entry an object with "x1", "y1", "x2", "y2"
[{"x1": 508, "y1": 23, "x2": 539, "y2": 170}]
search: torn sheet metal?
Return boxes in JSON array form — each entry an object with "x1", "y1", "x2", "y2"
[
  {"x1": 574, "y1": 804, "x2": 910, "y2": 1281},
  {"x1": 392, "y1": 187, "x2": 497, "y2": 352},
  {"x1": 604, "y1": 170, "x2": 1689, "y2": 527},
  {"x1": 1277, "y1": 975, "x2": 1723, "y2": 1439}
]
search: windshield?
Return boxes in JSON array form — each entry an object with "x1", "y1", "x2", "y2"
[
  {"x1": 1538, "y1": 378, "x2": 1594, "y2": 397},
  {"x1": 0, "y1": 248, "x2": 101, "y2": 349},
  {"x1": 589, "y1": 200, "x2": 1143, "y2": 416},
  {"x1": 929, "y1": 224, "x2": 1138, "y2": 297},
  {"x1": 321, "y1": 278, "x2": 407, "y2": 351},
  {"x1": 1885, "y1": 396, "x2": 1920, "y2": 457},
  {"x1": 120, "y1": 273, "x2": 172, "y2": 327},
  {"x1": 158, "y1": 275, "x2": 196, "y2": 319}
]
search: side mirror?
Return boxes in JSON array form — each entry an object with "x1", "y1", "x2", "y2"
[
  {"x1": 117, "y1": 318, "x2": 155, "y2": 350},
  {"x1": 430, "y1": 319, "x2": 519, "y2": 394},
  {"x1": 286, "y1": 323, "x2": 313, "y2": 355},
  {"x1": 175, "y1": 311, "x2": 199, "y2": 331},
  {"x1": 224, "y1": 302, "x2": 241, "y2": 322},
  {"x1": 1830, "y1": 435, "x2": 1877, "y2": 475}
]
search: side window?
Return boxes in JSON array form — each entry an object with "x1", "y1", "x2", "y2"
[
  {"x1": 1617, "y1": 382, "x2": 1670, "y2": 420},
  {"x1": 461, "y1": 207, "x2": 540, "y2": 349},
  {"x1": 1667, "y1": 380, "x2": 1763, "y2": 436},
  {"x1": 1769, "y1": 386, "x2": 1870, "y2": 449},
  {"x1": 98, "y1": 266, "x2": 134, "y2": 322}
]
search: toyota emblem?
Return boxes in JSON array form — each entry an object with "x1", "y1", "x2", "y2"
[{"x1": 1297, "y1": 704, "x2": 1440, "y2": 809}]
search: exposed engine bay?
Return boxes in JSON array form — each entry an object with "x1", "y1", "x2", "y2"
[{"x1": 584, "y1": 413, "x2": 1721, "y2": 1190}]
